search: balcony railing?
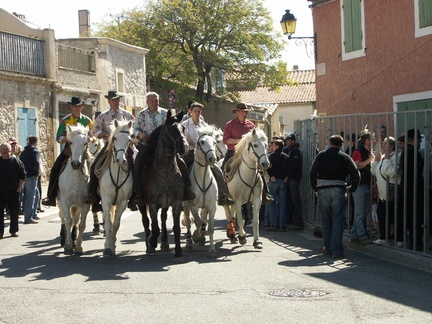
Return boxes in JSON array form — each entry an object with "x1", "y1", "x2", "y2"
[
  {"x1": 0, "y1": 31, "x2": 45, "y2": 76},
  {"x1": 58, "y1": 44, "x2": 96, "y2": 73}
]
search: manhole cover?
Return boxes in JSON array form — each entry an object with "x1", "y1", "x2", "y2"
[{"x1": 269, "y1": 289, "x2": 327, "y2": 298}]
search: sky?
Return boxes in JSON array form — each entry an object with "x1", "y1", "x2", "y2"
[{"x1": 0, "y1": 0, "x2": 315, "y2": 70}]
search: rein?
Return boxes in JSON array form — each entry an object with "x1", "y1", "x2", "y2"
[
  {"x1": 192, "y1": 134, "x2": 215, "y2": 204},
  {"x1": 109, "y1": 130, "x2": 132, "y2": 205},
  {"x1": 237, "y1": 141, "x2": 263, "y2": 202}
]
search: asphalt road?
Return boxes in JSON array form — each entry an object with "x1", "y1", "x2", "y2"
[{"x1": 1, "y1": 204, "x2": 432, "y2": 324}]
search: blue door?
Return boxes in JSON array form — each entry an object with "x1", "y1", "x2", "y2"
[{"x1": 17, "y1": 108, "x2": 37, "y2": 147}]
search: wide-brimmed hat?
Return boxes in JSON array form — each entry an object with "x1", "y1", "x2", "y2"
[
  {"x1": 104, "y1": 91, "x2": 123, "y2": 99},
  {"x1": 232, "y1": 103, "x2": 251, "y2": 113},
  {"x1": 67, "y1": 97, "x2": 84, "y2": 106}
]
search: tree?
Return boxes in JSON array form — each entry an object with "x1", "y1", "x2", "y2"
[{"x1": 95, "y1": 0, "x2": 289, "y2": 102}]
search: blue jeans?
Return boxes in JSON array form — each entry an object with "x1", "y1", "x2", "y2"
[
  {"x1": 268, "y1": 179, "x2": 287, "y2": 228},
  {"x1": 350, "y1": 183, "x2": 371, "y2": 240},
  {"x1": 24, "y1": 176, "x2": 38, "y2": 223},
  {"x1": 318, "y1": 186, "x2": 347, "y2": 256}
]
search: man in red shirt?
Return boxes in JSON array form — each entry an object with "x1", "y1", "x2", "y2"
[{"x1": 222, "y1": 103, "x2": 273, "y2": 205}]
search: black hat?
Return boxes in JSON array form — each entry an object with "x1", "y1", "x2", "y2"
[
  {"x1": 104, "y1": 91, "x2": 123, "y2": 99},
  {"x1": 68, "y1": 97, "x2": 84, "y2": 106},
  {"x1": 407, "y1": 128, "x2": 421, "y2": 139},
  {"x1": 284, "y1": 133, "x2": 296, "y2": 141},
  {"x1": 232, "y1": 103, "x2": 251, "y2": 113}
]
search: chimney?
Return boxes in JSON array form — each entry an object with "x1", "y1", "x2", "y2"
[
  {"x1": 78, "y1": 10, "x2": 90, "y2": 37},
  {"x1": 293, "y1": 65, "x2": 299, "y2": 71}
]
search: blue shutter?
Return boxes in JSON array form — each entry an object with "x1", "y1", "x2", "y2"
[{"x1": 17, "y1": 108, "x2": 37, "y2": 146}]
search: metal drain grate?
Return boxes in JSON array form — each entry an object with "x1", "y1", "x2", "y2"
[{"x1": 269, "y1": 289, "x2": 327, "y2": 298}]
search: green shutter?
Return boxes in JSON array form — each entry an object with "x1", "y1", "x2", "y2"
[
  {"x1": 397, "y1": 99, "x2": 432, "y2": 133},
  {"x1": 343, "y1": 0, "x2": 362, "y2": 53},
  {"x1": 419, "y1": 0, "x2": 432, "y2": 28}
]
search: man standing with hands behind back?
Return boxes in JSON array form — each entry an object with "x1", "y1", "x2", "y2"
[{"x1": 310, "y1": 134, "x2": 360, "y2": 258}]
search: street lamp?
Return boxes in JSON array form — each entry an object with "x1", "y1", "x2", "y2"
[{"x1": 280, "y1": 9, "x2": 317, "y2": 62}]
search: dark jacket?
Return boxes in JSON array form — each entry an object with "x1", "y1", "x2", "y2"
[
  {"x1": 0, "y1": 156, "x2": 26, "y2": 195},
  {"x1": 354, "y1": 144, "x2": 372, "y2": 185},
  {"x1": 310, "y1": 147, "x2": 360, "y2": 192},
  {"x1": 267, "y1": 148, "x2": 289, "y2": 180},
  {"x1": 19, "y1": 145, "x2": 40, "y2": 177},
  {"x1": 283, "y1": 143, "x2": 302, "y2": 179}
]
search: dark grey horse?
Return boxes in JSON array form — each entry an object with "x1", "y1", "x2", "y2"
[{"x1": 137, "y1": 109, "x2": 186, "y2": 258}]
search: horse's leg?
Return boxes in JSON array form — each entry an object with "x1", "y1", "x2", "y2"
[
  {"x1": 160, "y1": 207, "x2": 169, "y2": 251},
  {"x1": 207, "y1": 205, "x2": 217, "y2": 256},
  {"x1": 252, "y1": 198, "x2": 263, "y2": 249},
  {"x1": 182, "y1": 203, "x2": 193, "y2": 251},
  {"x1": 109, "y1": 203, "x2": 126, "y2": 257},
  {"x1": 191, "y1": 205, "x2": 202, "y2": 244},
  {"x1": 139, "y1": 204, "x2": 152, "y2": 254},
  {"x1": 235, "y1": 203, "x2": 247, "y2": 245},
  {"x1": 58, "y1": 202, "x2": 66, "y2": 247},
  {"x1": 62, "y1": 203, "x2": 74, "y2": 255},
  {"x1": 172, "y1": 202, "x2": 183, "y2": 259},
  {"x1": 74, "y1": 204, "x2": 90, "y2": 255},
  {"x1": 102, "y1": 199, "x2": 114, "y2": 258},
  {"x1": 148, "y1": 204, "x2": 160, "y2": 251}
]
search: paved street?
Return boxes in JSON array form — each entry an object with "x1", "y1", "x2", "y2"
[{"x1": 1, "y1": 203, "x2": 432, "y2": 324}]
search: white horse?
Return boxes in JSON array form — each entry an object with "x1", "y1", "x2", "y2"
[
  {"x1": 96, "y1": 120, "x2": 133, "y2": 258},
  {"x1": 87, "y1": 137, "x2": 105, "y2": 235},
  {"x1": 223, "y1": 128, "x2": 269, "y2": 249},
  {"x1": 58, "y1": 124, "x2": 91, "y2": 255},
  {"x1": 182, "y1": 126, "x2": 218, "y2": 256}
]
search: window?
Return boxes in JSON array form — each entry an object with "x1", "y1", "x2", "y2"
[
  {"x1": 116, "y1": 69, "x2": 125, "y2": 92},
  {"x1": 415, "y1": 0, "x2": 432, "y2": 37},
  {"x1": 340, "y1": 0, "x2": 365, "y2": 61}
]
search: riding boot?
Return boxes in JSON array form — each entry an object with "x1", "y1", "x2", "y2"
[
  {"x1": 176, "y1": 154, "x2": 196, "y2": 201},
  {"x1": 261, "y1": 174, "x2": 274, "y2": 205},
  {"x1": 211, "y1": 165, "x2": 234, "y2": 205}
]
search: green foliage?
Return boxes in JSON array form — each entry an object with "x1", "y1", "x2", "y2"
[{"x1": 94, "y1": 0, "x2": 289, "y2": 101}]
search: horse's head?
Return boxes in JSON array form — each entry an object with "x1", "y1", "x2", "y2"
[
  {"x1": 212, "y1": 126, "x2": 227, "y2": 160},
  {"x1": 196, "y1": 126, "x2": 217, "y2": 166},
  {"x1": 163, "y1": 109, "x2": 187, "y2": 155},
  {"x1": 110, "y1": 120, "x2": 132, "y2": 166},
  {"x1": 67, "y1": 124, "x2": 89, "y2": 170},
  {"x1": 245, "y1": 128, "x2": 270, "y2": 171}
]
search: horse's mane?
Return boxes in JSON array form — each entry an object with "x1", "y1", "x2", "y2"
[
  {"x1": 230, "y1": 128, "x2": 267, "y2": 172},
  {"x1": 66, "y1": 124, "x2": 88, "y2": 141},
  {"x1": 198, "y1": 124, "x2": 218, "y2": 137}
]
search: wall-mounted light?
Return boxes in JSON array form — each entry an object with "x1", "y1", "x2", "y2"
[{"x1": 280, "y1": 10, "x2": 317, "y2": 62}]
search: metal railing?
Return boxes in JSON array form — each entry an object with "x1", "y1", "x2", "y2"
[
  {"x1": 58, "y1": 44, "x2": 96, "y2": 73},
  {"x1": 0, "y1": 31, "x2": 45, "y2": 76},
  {"x1": 295, "y1": 109, "x2": 432, "y2": 256}
]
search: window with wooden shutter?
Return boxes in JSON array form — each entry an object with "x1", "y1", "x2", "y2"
[
  {"x1": 341, "y1": 0, "x2": 365, "y2": 61},
  {"x1": 415, "y1": 0, "x2": 432, "y2": 37}
]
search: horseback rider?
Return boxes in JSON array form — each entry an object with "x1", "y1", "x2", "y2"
[
  {"x1": 42, "y1": 97, "x2": 93, "y2": 207},
  {"x1": 84, "y1": 90, "x2": 136, "y2": 211},
  {"x1": 181, "y1": 102, "x2": 233, "y2": 205},
  {"x1": 222, "y1": 103, "x2": 274, "y2": 205},
  {"x1": 132, "y1": 92, "x2": 195, "y2": 203}
]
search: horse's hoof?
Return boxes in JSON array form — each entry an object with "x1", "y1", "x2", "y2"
[
  {"x1": 238, "y1": 235, "x2": 247, "y2": 245},
  {"x1": 192, "y1": 231, "x2": 200, "y2": 243},
  {"x1": 146, "y1": 247, "x2": 156, "y2": 255},
  {"x1": 64, "y1": 247, "x2": 73, "y2": 255},
  {"x1": 103, "y1": 248, "x2": 115, "y2": 258},
  {"x1": 174, "y1": 254, "x2": 184, "y2": 263},
  {"x1": 253, "y1": 240, "x2": 263, "y2": 249},
  {"x1": 185, "y1": 244, "x2": 193, "y2": 252},
  {"x1": 74, "y1": 250, "x2": 83, "y2": 256},
  {"x1": 160, "y1": 242, "x2": 170, "y2": 251},
  {"x1": 199, "y1": 236, "x2": 206, "y2": 246}
]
